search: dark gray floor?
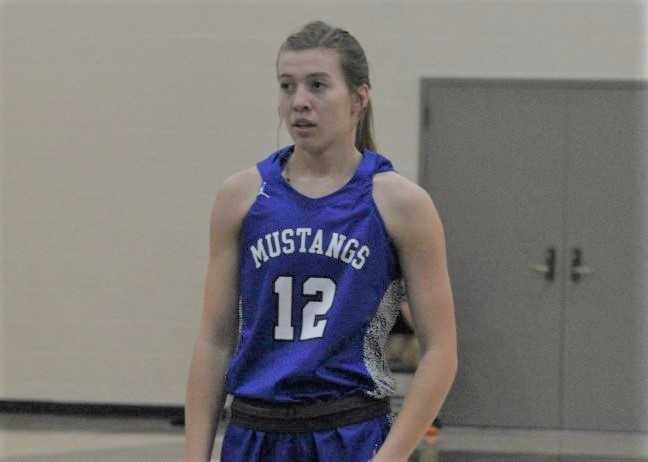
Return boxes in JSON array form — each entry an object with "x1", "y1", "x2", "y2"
[
  {"x1": 0, "y1": 413, "x2": 184, "y2": 434},
  {"x1": 438, "y1": 453, "x2": 648, "y2": 462},
  {"x1": 0, "y1": 413, "x2": 188, "y2": 462},
  {"x1": 0, "y1": 441, "x2": 185, "y2": 462}
]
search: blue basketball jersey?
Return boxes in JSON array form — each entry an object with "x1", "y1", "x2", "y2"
[{"x1": 224, "y1": 145, "x2": 404, "y2": 403}]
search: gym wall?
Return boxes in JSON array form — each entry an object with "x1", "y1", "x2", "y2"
[{"x1": 1, "y1": 0, "x2": 645, "y2": 404}]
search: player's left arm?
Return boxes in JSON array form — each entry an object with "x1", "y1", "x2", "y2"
[{"x1": 372, "y1": 172, "x2": 458, "y2": 462}]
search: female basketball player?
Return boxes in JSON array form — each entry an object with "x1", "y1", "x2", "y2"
[{"x1": 184, "y1": 21, "x2": 457, "y2": 462}]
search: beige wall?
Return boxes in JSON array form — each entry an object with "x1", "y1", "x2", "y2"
[
  {"x1": 1, "y1": 0, "x2": 646, "y2": 404},
  {"x1": 1, "y1": 2, "x2": 5, "y2": 399}
]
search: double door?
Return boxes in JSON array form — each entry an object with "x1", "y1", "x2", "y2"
[{"x1": 420, "y1": 80, "x2": 648, "y2": 432}]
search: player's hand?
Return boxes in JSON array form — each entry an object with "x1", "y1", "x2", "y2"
[{"x1": 368, "y1": 455, "x2": 408, "y2": 462}]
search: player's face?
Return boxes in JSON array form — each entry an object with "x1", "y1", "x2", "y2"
[{"x1": 277, "y1": 48, "x2": 360, "y2": 154}]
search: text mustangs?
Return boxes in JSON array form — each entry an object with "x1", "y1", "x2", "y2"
[{"x1": 250, "y1": 227, "x2": 370, "y2": 270}]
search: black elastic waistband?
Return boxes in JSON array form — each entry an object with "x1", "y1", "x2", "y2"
[{"x1": 229, "y1": 394, "x2": 391, "y2": 433}]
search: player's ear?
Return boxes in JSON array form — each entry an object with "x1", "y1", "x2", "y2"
[{"x1": 352, "y1": 84, "x2": 370, "y2": 118}]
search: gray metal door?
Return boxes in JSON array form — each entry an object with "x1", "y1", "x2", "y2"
[
  {"x1": 421, "y1": 82, "x2": 566, "y2": 428},
  {"x1": 562, "y1": 85, "x2": 648, "y2": 431},
  {"x1": 421, "y1": 80, "x2": 648, "y2": 432}
]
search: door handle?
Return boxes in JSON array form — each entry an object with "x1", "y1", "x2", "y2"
[
  {"x1": 571, "y1": 247, "x2": 594, "y2": 282},
  {"x1": 530, "y1": 247, "x2": 555, "y2": 281}
]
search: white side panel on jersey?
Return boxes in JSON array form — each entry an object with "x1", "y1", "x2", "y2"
[
  {"x1": 363, "y1": 279, "x2": 404, "y2": 399},
  {"x1": 233, "y1": 296, "x2": 244, "y2": 353}
]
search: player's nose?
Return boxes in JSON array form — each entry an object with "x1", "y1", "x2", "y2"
[{"x1": 292, "y1": 85, "x2": 311, "y2": 112}]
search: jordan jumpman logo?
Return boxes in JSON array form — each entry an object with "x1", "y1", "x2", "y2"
[{"x1": 258, "y1": 181, "x2": 270, "y2": 198}]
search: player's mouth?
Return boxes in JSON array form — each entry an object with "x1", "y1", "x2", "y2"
[{"x1": 292, "y1": 119, "x2": 317, "y2": 131}]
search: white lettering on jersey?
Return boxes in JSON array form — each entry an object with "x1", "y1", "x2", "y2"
[
  {"x1": 265, "y1": 231, "x2": 281, "y2": 258},
  {"x1": 308, "y1": 229, "x2": 324, "y2": 255},
  {"x1": 281, "y1": 229, "x2": 295, "y2": 254},
  {"x1": 295, "y1": 228, "x2": 312, "y2": 253},
  {"x1": 249, "y1": 228, "x2": 370, "y2": 270},
  {"x1": 250, "y1": 238, "x2": 269, "y2": 269},
  {"x1": 341, "y1": 238, "x2": 360, "y2": 263},
  {"x1": 352, "y1": 245, "x2": 370, "y2": 269},
  {"x1": 325, "y1": 232, "x2": 346, "y2": 259}
]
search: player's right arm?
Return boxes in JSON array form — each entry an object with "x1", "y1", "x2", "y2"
[{"x1": 184, "y1": 168, "x2": 260, "y2": 462}]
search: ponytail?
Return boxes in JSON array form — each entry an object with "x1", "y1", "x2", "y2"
[{"x1": 355, "y1": 100, "x2": 376, "y2": 152}]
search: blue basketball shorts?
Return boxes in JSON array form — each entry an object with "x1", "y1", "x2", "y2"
[{"x1": 219, "y1": 413, "x2": 392, "y2": 462}]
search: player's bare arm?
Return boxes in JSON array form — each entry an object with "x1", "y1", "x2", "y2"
[
  {"x1": 372, "y1": 171, "x2": 458, "y2": 461},
  {"x1": 184, "y1": 167, "x2": 260, "y2": 462}
]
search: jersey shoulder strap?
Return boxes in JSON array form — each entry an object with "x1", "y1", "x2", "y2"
[
  {"x1": 356, "y1": 149, "x2": 397, "y2": 179},
  {"x1": 256, "y1": 146, "x2": 293, "y2": 183}
]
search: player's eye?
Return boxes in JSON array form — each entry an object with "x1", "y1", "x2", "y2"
[
  {"x1": 311, "y1": 80, "x2": 325, "y2": 90},
  {"x1": 279, "y1": 81, "x2": 294, "y2": 92}
]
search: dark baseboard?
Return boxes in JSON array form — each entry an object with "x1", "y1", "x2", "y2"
[{"x1": 0, "y1": 400, "x2": 185, "y2": 423}]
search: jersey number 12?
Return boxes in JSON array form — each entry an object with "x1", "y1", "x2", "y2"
[{"x1": 274, "y1": 276, "x2": 336, "y2": 341}]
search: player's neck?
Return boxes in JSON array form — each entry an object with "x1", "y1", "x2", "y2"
[{"x1": 290, "y1": 142, "x2": 362, "y2": 180}]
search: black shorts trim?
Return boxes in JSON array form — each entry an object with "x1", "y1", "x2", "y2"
[{"x1": 229, "y1": 394, "x2": 391, "y2": 433}]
